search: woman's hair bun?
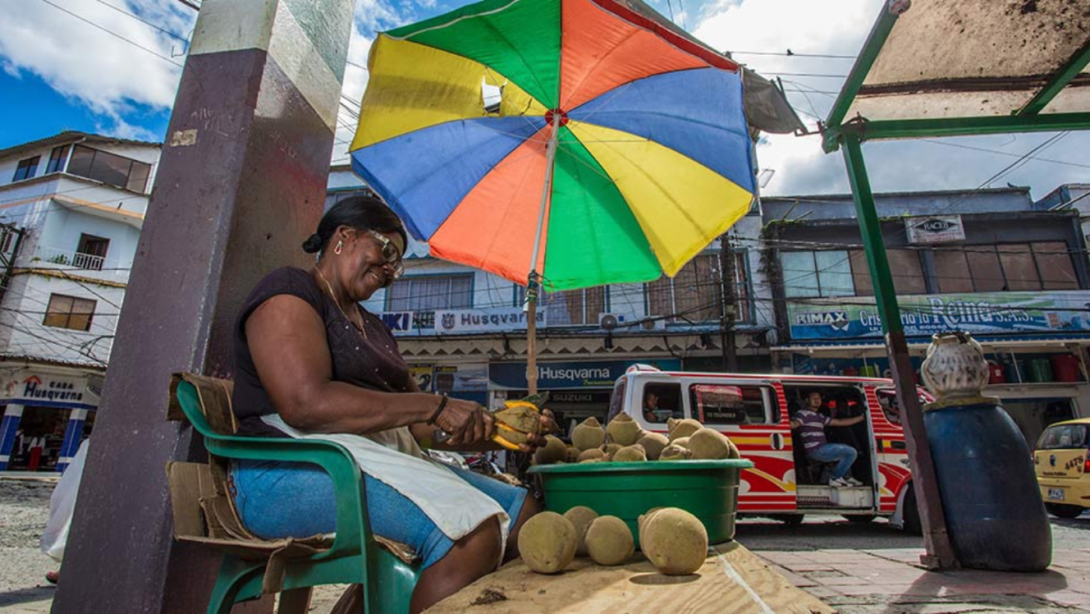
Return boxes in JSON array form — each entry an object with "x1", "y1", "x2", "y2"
[{"x1": 302, "y1": 233, "x2": 324, "y2": 254}]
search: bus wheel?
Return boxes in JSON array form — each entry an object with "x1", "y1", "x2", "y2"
[
  {"x1": 902, "y1": 487, "x2": 922, "y2": 535},
  {"x1": 1046, "y1": 504, "x2": 1084, "y2": 519},
  {"x1": 769, "y1": 514, "x2": 804, "y2": 526},
  {"x1": 844, "y1": 514, "x2": 876, "y2": 523}
]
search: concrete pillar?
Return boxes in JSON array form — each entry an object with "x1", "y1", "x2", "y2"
[
  {"x1": 0, "y1": 404, "x2": 24, "y2": 470},
  {"x1": 53, "y1": 1, "x2": 355, "y2": 612},
  {"x1": 56, "y1": 409, "x2": 88, "y2": 473}
]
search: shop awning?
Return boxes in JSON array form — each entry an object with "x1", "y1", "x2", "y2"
[{"x1": 822, "y1": 0, "x2": 1090, "y2": 151}]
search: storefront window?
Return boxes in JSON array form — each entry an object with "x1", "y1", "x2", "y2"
[
  {"x1": 386, "y1": 275, "x2": 472, "y2": 312},
  {"x1": 936, "y1": 243, "x2": 1080, "y2": 293},
  {"x1": 781, "y1": 251, "x2": 855, "y2": 298},
  {"x1": 515, "y1": 286, "x2": 605, "y2": 326},
  {"x1": 646, "y1": 254, "x2": 723, "y2": 322},
  {"x1": 44, "y1": 294, "x2": 96, "y2": 331}
]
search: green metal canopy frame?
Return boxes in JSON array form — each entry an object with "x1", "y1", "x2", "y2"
[{"x1": 820, "y1": 0, "x2": 1090, "y2": 571}]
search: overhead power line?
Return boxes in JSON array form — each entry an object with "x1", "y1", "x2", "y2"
[
  {"x1": 91, "y1": 0, "x2": 190, "y2": 43},
  {"x1": 729, "y1": 50, "x2": 856, "y2": 59},
  {"x1": 35, "y1": 0, "x2": 183, "y2": 68}
]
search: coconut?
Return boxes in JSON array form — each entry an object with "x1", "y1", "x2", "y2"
[
  {"x1": 637, "y1": 507, "x2": 665, "y2": 548},
  {"x1": 577, "y1": 448, "x2": 606, "y2": 462},
  {"x1": 688, "y1": 428, "x2": 732, "y2": 460},
  {"x1": 667, "y1": 418, "x2": 703, "y2": 442},
  {"x1": 612, "y1": 443, "x2": 647, "y2": 463},
  {"x1": 518, "y1": 511, "x2": 578, "y2": 574},
  {"x1": 606, "y1": 414, "x2": 642, "y2": 446},
  {"x1": 563, "y1": 506, "x2": 599, "y2": 556},
  {"x1": 571, "y1": 417, "x2": 606, "y2": 451},
  {"x1": 585, "y1": 516, "x2": 635, "y2": 566},
  {"x1": 728, "y1": 440, "x2": 741, "y2": 459},
  {"x1": 565, "y1": 446, "x2": 580, "y2": 463},
  {"x1": 533, "y1": 435, "x2": 568, "y2": 465},
  {"x1": 659, "y1": 443, "x2": 692, "y2": 461},
  {"x1": 637, "y1": 432, "x2": 669, "y2": 460},
  {"x1": 494, "y1": 403, "x2": 543, "y2": 436},
  {"x1": 672, "y1": 436, "x2": 691, "y2": 449},
  {"x1": 600, "y1": 443, "x2": 622, "y2": 459},
  {"x1": 641, "y1": 508, "x2": 708, "y2": 575}
]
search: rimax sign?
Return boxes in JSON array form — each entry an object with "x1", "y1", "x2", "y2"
[{"x1": 787, "y1": 291, "x2": 1090, "y2": 340}]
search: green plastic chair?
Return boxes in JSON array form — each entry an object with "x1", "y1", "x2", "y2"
[{"x1": 171, "y1": 376, "x2": 420, "y2": 613}]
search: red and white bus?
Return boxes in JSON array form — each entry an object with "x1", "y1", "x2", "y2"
[{"x1": 607, "y1": 365, "x2": 930, "y2": 531}]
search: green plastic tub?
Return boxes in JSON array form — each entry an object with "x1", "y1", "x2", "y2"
[{"x1": 528, "y1": 459, "x2": 753, "y2": 547}]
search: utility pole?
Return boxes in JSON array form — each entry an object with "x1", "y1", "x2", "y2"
[
  {"x1": 719, "y1": 234, "x2": 739, "y2": 372},
  {"x1": 53, "y1": 1, "x2": 356, "y2": 612},
  {"x1": 0, "y1": 224, "x2": 26, "y2": 304}
]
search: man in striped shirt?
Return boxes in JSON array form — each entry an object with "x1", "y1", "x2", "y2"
[{"x1": 790, "y1": 391, "x2": 866, "y2": 488}]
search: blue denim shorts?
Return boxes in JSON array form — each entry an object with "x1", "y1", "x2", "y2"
[{"x1": 228, "y1": 459, "x2": 527, "y2": 570}]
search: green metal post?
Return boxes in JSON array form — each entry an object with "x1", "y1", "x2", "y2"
[{"x1": 842, "y1": 135, "x2": 958, "y2": 570}]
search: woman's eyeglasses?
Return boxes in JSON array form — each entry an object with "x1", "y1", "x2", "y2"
[{"x1": 366, "y1": 230, "x2": 404, "y2": 282}]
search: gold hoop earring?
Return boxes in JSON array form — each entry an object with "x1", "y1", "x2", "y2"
[{"x1": 334, "y1": 240, "x2": 343, "y2": 255}]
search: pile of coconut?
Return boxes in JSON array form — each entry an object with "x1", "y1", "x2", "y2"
[
  {"x1": 531, "y1": 414, "x2": 741, "y2": 465},
  {"x1": 519, "y1": 506, "x2": 709, "y2": 576}
]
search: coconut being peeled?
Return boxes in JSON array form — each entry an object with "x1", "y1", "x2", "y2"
[
  {"x1": 606, "y1": 413, "x2": 643, "y2": 446},
  {"x1": 572, "y1": 417, "x2": 605, "y2": 451}
]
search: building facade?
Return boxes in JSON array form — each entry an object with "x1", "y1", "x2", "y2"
[
  {"x1": 0, "y1": 132, "x2": 160, "y2": 471},
  {"x1": 328, "y1": 167, "x2": 776, "y2": 434},
  {"x1": 763, "y1": 187, "x2": 1090, "y2": 445}
]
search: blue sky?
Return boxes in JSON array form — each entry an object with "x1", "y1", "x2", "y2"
[{"x1": 2, "y1": 0, "x2": 1087, "y2": 199}]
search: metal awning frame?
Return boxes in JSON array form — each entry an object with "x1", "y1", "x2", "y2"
[
  {"x1": 821, "y1": 4, "x2": 1090, "y2": 153},
  {"x1": 815, "y1": 0, "x2": 1090, "y2": 572}
]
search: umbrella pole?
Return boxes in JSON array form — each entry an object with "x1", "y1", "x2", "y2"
[{"x1": 526, "y1": 114, "x2": 562, "y2": 396}]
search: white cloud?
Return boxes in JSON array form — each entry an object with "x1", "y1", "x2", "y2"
[
  {"x1": 693, "y1": 0, "x2": 1090, "y2": 200},
  {"x1": 0, "y1": 0, "x2": 194, "y2": 136}
]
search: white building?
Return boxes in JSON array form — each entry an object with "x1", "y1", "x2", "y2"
[
  {"x1": 0, "y1": 131, "x2": 160, "y2": 472},
  {"x1": 328, "y1": 166, "x2": 776, "y2": 432}
]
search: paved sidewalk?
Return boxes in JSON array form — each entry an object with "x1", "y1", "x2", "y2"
[{"x1": 759, "y1": 547, "x2": 1090, "y2": 613}]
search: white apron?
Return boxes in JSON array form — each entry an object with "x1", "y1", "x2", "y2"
[{"x1": 261, "y1": 415, "x2": 510, "y2": 559}]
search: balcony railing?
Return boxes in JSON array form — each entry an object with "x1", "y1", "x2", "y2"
[{"x1": 32, "y1": 247, "x2": 130, "y2": 281}]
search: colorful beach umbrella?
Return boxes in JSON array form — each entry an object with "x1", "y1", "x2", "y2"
[{"x1": 349, "y1": 0, "x2": 756, "y2": 293}]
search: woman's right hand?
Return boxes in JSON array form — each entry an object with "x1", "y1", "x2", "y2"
[{"x1": 434, "y1": 398, "x2": 494, "y2": 446}]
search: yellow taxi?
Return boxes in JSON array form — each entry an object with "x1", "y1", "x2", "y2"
[{"x1": 1034, "y1": 418, "x2": 1090, "y2": 519}]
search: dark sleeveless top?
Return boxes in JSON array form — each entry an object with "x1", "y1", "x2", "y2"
[{"x1": 232, "y1": 266, "x2": 413, "y2": 437}]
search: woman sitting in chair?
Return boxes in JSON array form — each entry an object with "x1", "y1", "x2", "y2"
[{"x1": 230, "y1": 195, "x2": 552, "y2": 613}]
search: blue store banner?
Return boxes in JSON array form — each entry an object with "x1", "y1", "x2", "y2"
[
  {"x1": 489, "y1": 359, "x2": 682, "y2": 390},
  {"x1": 787, "y1": 291, "x2": 1090, "y2": 340}
]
